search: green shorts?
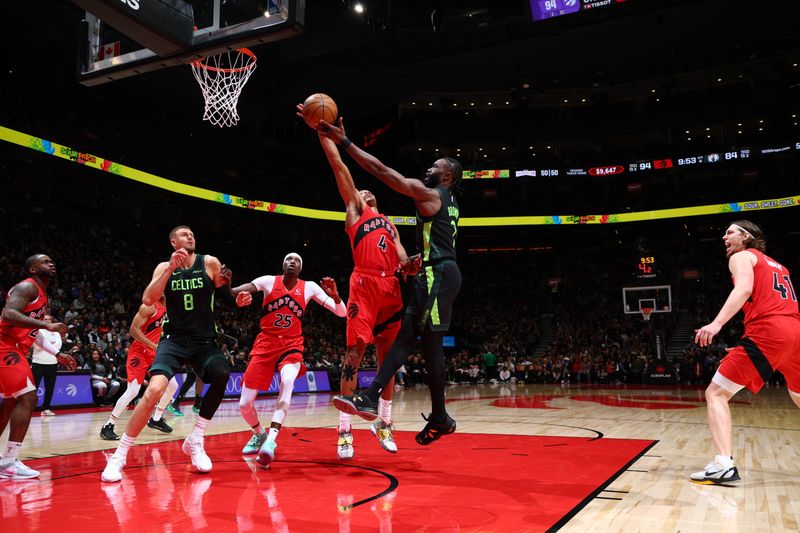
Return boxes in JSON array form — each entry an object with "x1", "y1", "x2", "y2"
[
  {"x1": 407, "y1": 259, "x2": 462, "y2": 332},
  {"x1": 149, "y1": 335, "x2": 225, "y2": 382}
]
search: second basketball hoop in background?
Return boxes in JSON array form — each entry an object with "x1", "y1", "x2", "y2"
[
  {"x1": 302, "y1": 93, "x2": 338, "y2": 128},
  {"x1": 191, "y1": 48, "x2": 257, "y2": 128}
]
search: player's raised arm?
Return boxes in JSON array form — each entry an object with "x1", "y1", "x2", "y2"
[
  {"x1": 317, "y1": 118, "x2": 440, "y2": 209},
  {"x1": 317, "y1": 132, "x2": 365, "y2": 213},
  {"x1": 310, "y1": 277, "x2": 346, "y2": 317}
]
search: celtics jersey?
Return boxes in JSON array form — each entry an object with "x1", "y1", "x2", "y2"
[
  {"x1": 417, "y1": 186, "x2": 459, "y2": 263},
  {"x1": 162, "y1": 254, "x2": 217, "y2": 339}
]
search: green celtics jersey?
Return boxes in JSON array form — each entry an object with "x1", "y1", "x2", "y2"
[
  {"x1": 162, "y1": 254, "x2": 217, "y2": 338},
  {"x1": 417, "y1": 186, "x2": 459, "y2": 263}
]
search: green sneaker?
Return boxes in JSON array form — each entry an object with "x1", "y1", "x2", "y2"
[
  {"x1": 167, "y1": 404, "x2": 184, "y2": 417},
  {"x1": 256, "y1": 440, "x2": 277, "y2": 468},
  {"x1": 242, "y1": 431, "x2": 267, "y2": 455},
  {"x1": 192, "y1": 405, "x2": 201, "y2": 415}
]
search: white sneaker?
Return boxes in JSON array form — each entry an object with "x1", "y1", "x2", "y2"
[
  {"x1": 41, "y1": 409, "x2": 55, "y2": 416},
  {"x1": 690, "y1": 459, "x2": 741, "y2": 485},
  {"x1": 337, "y1": 430, "x2": 354, "y2": 460},
  {"x1": 101, "y1": 454, "x2": 126, "y2": 482},
  {"x1": 371, "y1": 420, "x2": 398, "y2": 453},
  {"x1": 0, "y1": 458, "x2": 40, "y2": 479},
  {"x1": 183, "y1": 435, "x2": 212, "y2": 473}
]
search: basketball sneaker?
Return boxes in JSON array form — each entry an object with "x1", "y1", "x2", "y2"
[
  {"x1": 242, "y1": 431, "x2": 267, "y2": 455},
  {"x1": 415, "y1": 413, "x2": 456, "y2": 445},
  {"x1": 41, "y1": 409, "x2": 55, "y2": 416},
  {"x1": 147, "y1": 417, "x2": 173, "y2": 433},
  {"x1": 101, "y1": 455, "x2": 126, "y2": 483},
  {"x1": 0, "y1": 458, "x2": 40, "y2": 480},
  {"x1": 690, "y1": 458, "x2": 741, "y2": 485},
  {"x1": 192, "y1": 398, "x2": 203, "y2": 415},
  {"x1": 167, "y1": 404, "x2": 184, "y2": 417},
  {"x1": 371, "y1": 420, "x2": 398, "y2": 453},
  {"x1": 182, "y1": 435, "x2": 212, "y2": 473},
  {"x1": 337, "y1": 430, "x2": 354, "y2": 460},
  {"x1": 332, "y1": 392, "x2": 378, "y2": 421},
  {"x1": 100, "y1": 423, "x2": 121, "y2": 441},
  {"x1": 256, "y1": 441, "x2": 277, "y2": 468}
]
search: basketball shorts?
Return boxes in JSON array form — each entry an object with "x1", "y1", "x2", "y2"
[
  {"x1": 0, "y1": 346, "x2": 36, "y2": 398},
  {"x1": 149, "y1": 335, "x2": 225, "y2": 382},
  {"x1": 718, "y1": 315, "x2": 800, "y2": 393},
  {"x1": 244, "y1": 334, "x2": 307, "y2": 391},
  {"x1": 407, "y1": 259, "x2": 462, "y2": 332},
  {"x1": 126, "y1": 345, "x2": 156, "y2": 384},
  {"x1": 346, "y1": 270, "x2": 403, "y2": 346}
]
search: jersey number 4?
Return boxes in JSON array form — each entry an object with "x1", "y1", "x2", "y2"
[
  {"x1": 772, "y1": 272, "x2": 798, "y2": 301},
  {"x1": 377, "y1": 235, "x2": 387, "y2": 252}
]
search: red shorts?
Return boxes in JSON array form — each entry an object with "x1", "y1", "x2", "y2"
[
  {"x1": 126, "y1": 345, "x2": 156, "y2": 384},
  {"x1": 243, "y1": 334, "x2": 307, "y2": 391},
  {"x1": 0, "y1": 347, "x2": 35, "y2": 398},
  {"x1": 718, "y1": 315, "x2": 800, "y2": 393},
  {"x1": 346, "y1": 270, "x2": 403, "y2": 347}
]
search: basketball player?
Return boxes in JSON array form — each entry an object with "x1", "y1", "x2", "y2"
[
  {"x1": 691, "y1": 221, "x2": 800, "y2": 484},
  {"x1": 233, "y1": 253, "x2": 346, "y2": 467},
  {"x1": 318, "y1": 118, "x2": 462, "y2": 445},
  {"x1": 102, "y1": 226, "x2": 243, "y2": 482},
  {"x1": 100, "y1": 295, "x2": 180, "y2": 440},
  {"x1": 313, "y1": 126, "x2": 415, "y2": 459},
  {"x1": 0, "y1": 255, "x2": 76, "y2": 479}
]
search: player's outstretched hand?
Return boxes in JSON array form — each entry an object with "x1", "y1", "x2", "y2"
[
  {"x1": 46, "y1": 321, "x2": 69, "y2": 335},
  {"x1": 220, "y1": 264, "x2": 233, "y2": 285},
  {"x1": 316, "y1": 117, "x2": 347, "y2": 144},
  {"x1": 694, "y1": 321, "x2": 721, "y2": 347},
  {"x1": 397, "y1": 254, "x2": 422, "y2": 280},
  {"x1": 296, "y1": 103, "x2": 305, "y2": 120},
  {"x1": 168, "y1": 248, "x2": 189, "y2": 271},
  {"x1": 236, "y1": 291, "x2": 253, "y2": 307},
  {"x1": 57, "y1": 353, "x2": 77, "y2": 371},
  {"x1": 320, "y1": 277, "x2": 341, "y2": 302}
]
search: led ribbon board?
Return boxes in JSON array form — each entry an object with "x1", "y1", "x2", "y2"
[{"x1": 1, "y1": 125, "x2": 798, "y2": 227}]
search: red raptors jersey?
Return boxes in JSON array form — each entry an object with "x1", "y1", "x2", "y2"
[
  {"x1": 741, "y1": 249, "x2": 800, "y2": 324},
  {"x1": 129, "y1": 303, "x2": 167, "y2": 353},
  {"x1": 0, "y1": 278, "x2": 48, "y2": 351},
  {"x1": 259, "y1": 277, "x2": 307, "y2": 338},
  {"x1": 345, "y1": 206, "x2": 399, "y2": 272}
]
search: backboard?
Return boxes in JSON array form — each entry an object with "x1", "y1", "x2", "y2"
[
  {"x1": 622, "y1": 285, "x2": 672, "y2": 315},
  {"x1": 74, "y1": 0, "x2": 304, "y2": 86}
]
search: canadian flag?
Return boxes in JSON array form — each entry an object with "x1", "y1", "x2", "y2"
[{"x1": 98, "y1": 41, "x2": 121, "y2": 61}]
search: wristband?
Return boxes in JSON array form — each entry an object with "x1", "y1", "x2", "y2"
[{"x1": 340, "y1": 137, "x2": 353, "y2": 150}]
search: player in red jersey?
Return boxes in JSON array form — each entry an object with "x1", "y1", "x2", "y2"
[
  {"x1": 100, "y1": 295, "x2": 180, "y2": 440},
  {"x1": 691, "y1": 220, "x2": 800, "y2": 484},
  {"x1": 233, "y1": 253, "x2": 346, "y2": 467},
  {"x1": 0, "y1": 254, "x2": 75, "y2": 479},
  {"x1": 313, "y1": 127, "x2": 417, "y2": 459}
]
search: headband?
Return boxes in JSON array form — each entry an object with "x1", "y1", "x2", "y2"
[
  {"x1": 730, "y1": 224, "x2": 753, "y2": 240},
  {"x1": 284, "y1": 253, "x2": 303, "y2": 270}
]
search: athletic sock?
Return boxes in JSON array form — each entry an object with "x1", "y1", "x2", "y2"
[
  {"x1": 715, "y1": 455, "x2": 734, "y2": 468},
  {"x1": 3, "y1": 441, "x2": 22, "y2": 461},
  {"x1": 115, "y1": 434, "x2": 136, "y2": 460},
  {"x1": 190, "y1": 416, "x2": 211, "y2": 439},
  {"x1": 267, "y1": 427, "x2": 279, "y2": 444},
  {"x1": 152, "y1": 406, "x2": 165, "y2": 422},
  {"x1": 379, "y1": 398, "x2": 392, "y2": 424},
  {"x1": 338, "y1": 412, "x2": 351, "y2": 433}
]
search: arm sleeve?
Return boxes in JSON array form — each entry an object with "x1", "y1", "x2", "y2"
[
  {"x1": 252, "y1": 275, "x2": 275, "y2": 293},
  {"x1": 34, "y1": 330, "x2": 61, "y2": 356},
  {"x1": 306, "y1": 282, "x2": 346, "y2": 317}
]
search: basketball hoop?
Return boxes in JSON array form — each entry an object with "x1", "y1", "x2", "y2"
[
  {"x1": 641, "y1": 307, "x2": 654, "y2": 321},
  {"x1": 191, "y1": 48, "x2": 257, "y2": 128}
]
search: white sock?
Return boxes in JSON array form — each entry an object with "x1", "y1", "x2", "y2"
[
  {"x1": 106, "y1": 414, "x2": 118, "y2": 426},
  {"x1": 715, "y1": 454, "x2": 734, "y2": 468},
  {"x1": 190, "y1": 416, "x2": 211, "y2": 439},
  {"x1": 267, "y1": 427, "x2": 279, "y2": 444},
  {"x1": 3, "y1": 441, "x2": 22, "y2": 461},
  {"x1": 379, "y1": 398, "x2": 392, "y2": 424},
  {"x1": 338, "y1": 412, "x2": 351, "y2": 433},
  {"x1": 114, "y1": 434, "x2": 137, "y2": 460}
]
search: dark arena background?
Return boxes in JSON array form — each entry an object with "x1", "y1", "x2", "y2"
[{"x1": 2, "y1": 1, "x2": 800, "y2": 531}]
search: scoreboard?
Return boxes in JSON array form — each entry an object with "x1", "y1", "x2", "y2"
[{"x1": 530, "y1": 0, "x2": 627, "y2": 22}]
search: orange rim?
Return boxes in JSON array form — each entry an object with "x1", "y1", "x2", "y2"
[{"x1": 192, "y1": 48, "x2": 256, "y2": 73}]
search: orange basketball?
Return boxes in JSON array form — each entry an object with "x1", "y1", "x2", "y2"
[{"x1": 302, "y1": 93, "x2": 338, "y2": 128}]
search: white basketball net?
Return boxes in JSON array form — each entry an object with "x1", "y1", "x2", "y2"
[{"x1": 191, "y1": 48, "x2": 257, "y2": 128}]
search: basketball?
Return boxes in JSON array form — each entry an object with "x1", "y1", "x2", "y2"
[{"x1": 302, "y1": 93, "x2": 338, "y2": 128}]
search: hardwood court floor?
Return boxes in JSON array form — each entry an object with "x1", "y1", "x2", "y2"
[{"x1": 3, "y1": 383, "x2": 800, "y2": 532}]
